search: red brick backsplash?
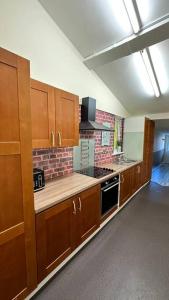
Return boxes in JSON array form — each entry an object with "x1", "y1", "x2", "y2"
[
  {"x1": 80, "y1": 108, "x2": 119, "y2": 166},
  {"x1": 33, "y1": 147, "x2": 73, "y2": 181},
  {"x1": 95, "y1": 110, "x2": 115, "y2": 166},
  {"x1": 32, "y1": 105, "x2": 123, "y2": 180}
]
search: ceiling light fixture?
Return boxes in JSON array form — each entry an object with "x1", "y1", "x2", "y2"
[
  {"x1": 123, "y1": 0, "x2": 161, "y2": 98},
  {"x1": 123, "y1": 0, "x2": 140, "y2": 33},
  {"x1": 133, "y1": 52, "x2": 154, "y2": 97},
  {"x1": 149, "y1": 45, "x2": 168, "y2": 94},
  {"x1": 108, "y1": 0, "x2": 132, "y2": 34},
  {"x1": 141, "y1": 49, "x2": 161, "y2": 98}
]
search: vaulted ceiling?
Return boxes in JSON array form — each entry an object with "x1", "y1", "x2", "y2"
[{"x1": 39, "y1": 0, "x2": 169, "y2": 115}]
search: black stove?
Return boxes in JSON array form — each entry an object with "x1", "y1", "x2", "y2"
[{"x1": 76, "y1": 166, "x2": 114, "y2": 178}]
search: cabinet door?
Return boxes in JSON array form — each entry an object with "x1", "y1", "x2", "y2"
[
  {"x1": 30, "y1": 79, "x2": 55, "y2": 148},
  {"x1": 55, "y1": 88, "x2": 79, "y2": 147},
  {"x1": 131, "y1": 163, "x2": 142, "y2": 194},
  {"x1": 76, "y1": 185, "x2": 100, "y2": 245},
  {"x1": 143, "y1": 119, "x2": 155, "y2": 184},
  {"x1": 0, "y1": 48, "x2": 37, "y2": 299},
  {"x1": 36, "y1": 199, "x2": 75, "y2": 282},
  {"x1": 120, "y1": 169, "x2": 132, "y2": 206}
]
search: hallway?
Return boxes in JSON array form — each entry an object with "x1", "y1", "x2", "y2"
[
  {"x1": 152, "y1": 163, "x2": 169, "y2": 186},
  {"x1": 33, "y1": 183, "x2": 169, "y2": 300}
]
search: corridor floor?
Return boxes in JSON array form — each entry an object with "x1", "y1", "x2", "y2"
[
  {"x1": 33, "y1": 183, "x2": 169, "y2": 300},
  {"x1": 151, "y1": 163, "x2": 169, "y2": 186}
]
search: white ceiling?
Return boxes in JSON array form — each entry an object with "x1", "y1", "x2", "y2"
[
  {"x1": 136, "y1": 0, "x2": 169, "y2": 27},
  {"x1": 39, "y1": 0, "x2": 169, "y2": 115},
  {"x1": 95, "y1": 39, "x2": 169, "y2": 114},
  {"x1": 39, "y1": 0, "x2": 133, "y2": 57}
]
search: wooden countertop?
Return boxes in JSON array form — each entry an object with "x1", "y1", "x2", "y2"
[
  {"x1": 101, "y1": 160, "x2": 142, "y2": 173},
  {"x1": 34, "y1": 173, "x2": 99, "y2": 213},
  {"x1": 34, "y1": 160, "x2": 142, "y2": 214}
]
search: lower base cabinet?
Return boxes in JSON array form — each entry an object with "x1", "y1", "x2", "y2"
[
  {"x1": 75, "y1": 185, "x2": 100, "y2": 246},
  {"x1": 120, "y1": 163, "x2": 143, "y2": 206},
  {"x1": 36, "y1": 165, "x2": 144, "y2": 283},
  {"x1": 36, "y1": 199, "x2": 74, "y2": 282},
  {"x1": 131, "y1": 163, "x2": 143, "y2": 194},
  {"x1": 120, "y1": 168, "x2": 132, "y2": 206},
  {"x1": 36, "y1": 185, "x2": 100, "y2": 282}
]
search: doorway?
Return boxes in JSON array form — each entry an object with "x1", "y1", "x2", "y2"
[{"x1": 151, "y1": 119, "x2": 169, "y2": 186}]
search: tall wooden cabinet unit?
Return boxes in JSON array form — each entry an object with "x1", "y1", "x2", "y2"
[
  {"x1": 0, "y1": 48, "x2": 37, "y2": 299},
  {"x1": 142, "y1": 118, "x2": 155, "y2": 184},
  {"x1": 30, "y1": 79, "x2": 79, "y2": 148},
  {"x1": 36, "y1": 185, "x2": 100, "y2": 283}
]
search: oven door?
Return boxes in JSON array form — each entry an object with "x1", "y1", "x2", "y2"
[{"x1": 101, "y1": 182, "x2": 119, "y2": 216}]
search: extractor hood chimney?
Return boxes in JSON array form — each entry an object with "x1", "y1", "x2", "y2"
[{"x1": 80, "y1": 97, "x2": 113, "y2": 131}]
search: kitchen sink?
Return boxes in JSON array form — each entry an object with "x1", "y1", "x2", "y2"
[
  {"x1": 122, "y1": 159, "x2": 137, "y2": 163},
  {"x1": 116, "y1": 158, "x2": 137, "y2": 165}
]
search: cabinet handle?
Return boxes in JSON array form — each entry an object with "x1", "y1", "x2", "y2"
[
  {"x1": 51, "y1": 131, "x2": 55, "y2": 147},
  {"x1": 78, "y1": 197, "x2": 82, "y2": 212},
  {"x1": 121, "y1": 174, "x2": 124, "y2": 184},
  {"x1": 72, "y1": 200, "x2": 77, "y2": 215},
  {"x1": 137, "y1": 166, "x2": 141, "y2": 174},
  {"x1": 58, "y1": 131, "x2": 62, "y2": 147}
]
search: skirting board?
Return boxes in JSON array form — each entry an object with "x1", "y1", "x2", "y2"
[{"x1": 26, "y1": 181, "x2": 149, "y2": 300}]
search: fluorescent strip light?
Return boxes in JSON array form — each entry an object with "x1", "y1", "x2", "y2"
[
  {"x1": 123, "y1": 0, "x2": 140, "y2": 33},
  {"x1": 149, "y1": 45, "x2": 169, "y2": 94},
  {"x1": 133, "y1": 52, "x2": 154, "y2": 97},
  {"x1": 141, "y1": 49, "x2": 161, "y2": 98}
]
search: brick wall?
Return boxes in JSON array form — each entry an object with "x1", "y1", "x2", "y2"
[
  {"x1": 33, "y1": 106, "x2": 123, "y2": 180},
  {"x1": 33, "y1": 147, "x2": 73, "y2": 180},
  {"x1": 95, "y1": 110, "x2": 115, "y2": 165},
  {"x1": 80, "y1": 109, "x2": 116, "y2": 165}
]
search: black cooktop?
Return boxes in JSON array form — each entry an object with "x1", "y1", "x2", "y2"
[{"x1": 76, "y1": 166, "x2": 114, "y2": 178}]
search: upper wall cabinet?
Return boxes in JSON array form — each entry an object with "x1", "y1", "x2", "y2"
[
  {"x1": 30, "y1": 79, "x2": 79, "y2": 149},
  {"x1": 55, "y1": 88, "x2": 79, "y2": 147},
  {"x1": 30, "y1": 79, "x2": 55, "y2": 149}
]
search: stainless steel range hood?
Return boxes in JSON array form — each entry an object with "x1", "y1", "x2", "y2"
[{"x1": 80, "y1": 97, "x2": 113, "y2": 131}]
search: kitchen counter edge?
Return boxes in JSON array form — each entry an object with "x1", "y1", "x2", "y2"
[{"x1": 34, "y1": 160, "x2": 142, "y2": 214}]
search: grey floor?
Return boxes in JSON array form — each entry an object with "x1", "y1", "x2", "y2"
[
  {"x1": 152, "y1": 163, "x2": 169, "y2": 186},
  {"x1": 33, "y1": 183, "x2": 169, "y2": 300}
]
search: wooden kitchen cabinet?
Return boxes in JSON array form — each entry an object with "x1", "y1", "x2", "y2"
[
  {"x1": 120, "y1": 163, "x2": 143, "y2": 206},
  {"x1": 0, "y1": 48, "x2": 37, "y2": 299},
  {"x1": 142, "y1": 118, "x2": 155, "y2": 184},
  {"x1": 131, "y1": 163, "x2": 143, "y2": 194},
  {"x1": 36, "y1": 199, "x2": 74, "y2": 282},
  {"x1": 36, "y1": 185, "x2": 100, "y2": 282},
  {"x1": 120, "y1": 168, "x2": 132, "y2": 206},
  {"x1": 30, "y1": 79, "x2": 55, "y2": 149},
  {"x1": 55, "y1": 88, "x2": 79, "y2": 147},
  {"x1": 30, "y1": 79, "x2": 79, "y2": 148},
  {"x1": 75, "y1": 185, "x2": 100, "y2": 246}
]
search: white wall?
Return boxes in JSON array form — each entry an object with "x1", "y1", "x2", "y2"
[
  {"x1": 124, "y1": 116, "x2": 145, "y2": 133},
  {"x1": 123, "y1": 116, "x2": 145, "y2": 160},
  {"x1": 0, "y1": 0, "x2": 128, "y2": 118}
]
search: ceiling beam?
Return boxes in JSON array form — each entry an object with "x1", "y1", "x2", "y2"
[{"x1": 84, "y1": 17, "x2": 169, "y2": 69}]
